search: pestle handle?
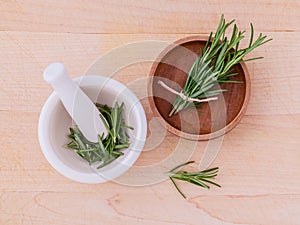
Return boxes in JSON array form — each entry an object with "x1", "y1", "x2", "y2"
[{"x1": 43, "y1": 63, "x2": 108, "y2": 142}]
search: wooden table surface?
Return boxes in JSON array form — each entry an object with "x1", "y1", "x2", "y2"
[{"x1": 1, "y1": 1, "x2": 300, "y2": 224}]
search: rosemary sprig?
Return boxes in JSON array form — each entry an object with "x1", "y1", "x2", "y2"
[
  {"x1": 169, "y1": 15, "x2": 272, "y2": 116},
  {"x1": 169, "y1": 161, "x2": 221, "y2": 199},
  {"x1": 66, "y1": 102, "x2": 133, "y2": 169}
]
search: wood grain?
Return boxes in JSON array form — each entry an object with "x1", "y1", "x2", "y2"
[
  {"x1": 0, "y1": 1, "x2": 300, "y2": 225},
  {"x1": 0, "y1": 0, "x2": 299, "y2": 33}
]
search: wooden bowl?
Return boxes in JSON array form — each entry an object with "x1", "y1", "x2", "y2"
[{"x1": 148, "y1": 35, "x2": 250, "y2": 141}]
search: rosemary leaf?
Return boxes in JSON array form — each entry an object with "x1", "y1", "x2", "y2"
[
  {"x1": 65, "y1": 102, "x2": 133, "y2": 169},
  {"x1": 169, "y1": 161, "x2": 221, "y2": 199},
  {"x1": 169, "y1": 15, "x2": 272, "y2": 116}
]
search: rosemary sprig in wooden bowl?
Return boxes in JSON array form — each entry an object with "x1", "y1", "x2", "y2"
[
  {"x1": 66, "y1": 102, "x2": 133, "y2": 169},
  {"x1": 169, "y1": 161, "x2": 221, "y2": 199},
  {"x1": 168, "y1": 15, "x2": 272, "y2": 116}
]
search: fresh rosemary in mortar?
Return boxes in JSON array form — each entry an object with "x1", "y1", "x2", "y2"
[
  {"x1": 66, "y1": 102, "x2": 133, "y2": 169},
  {"x1": 166, "y1": 15, "x2": 272, "y2": 116},
  {"x1": 169, "y1": 161, "x2": 220, "y2": 199}
]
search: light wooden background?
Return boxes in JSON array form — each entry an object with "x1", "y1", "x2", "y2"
[{"x1": 1, "y1": 1, "x2": 300, "y2": 224}]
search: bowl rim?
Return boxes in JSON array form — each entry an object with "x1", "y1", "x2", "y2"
[
  {"x1": 38, "y1": 75, "x2": 147, "y2": 183},
  {"x1": 148, "y1": 35, "x2": 251, "y2": 141}
]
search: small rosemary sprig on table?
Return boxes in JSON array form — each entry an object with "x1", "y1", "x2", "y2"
[
  {"x1": 66, "y1": 102, "x2": 133, "y2": 169},
  {"x1": 168, "y1": 14, "x2": 272, "y2": 116},
  {"x1": 169, "y1": 161, "x2": 221, "y2": 199}
]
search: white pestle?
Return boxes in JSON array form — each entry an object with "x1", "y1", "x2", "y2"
[{"x1": 43, "y1": 63, "x2": 108, "y2": 142}]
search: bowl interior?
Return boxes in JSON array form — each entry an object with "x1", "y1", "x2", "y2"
[
  {"x1": 39, "y1": 76, "x2": 146, "y2": 183},
  {"x1": 151, "y1": 39, "x2": 247, "y2": 137}
]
